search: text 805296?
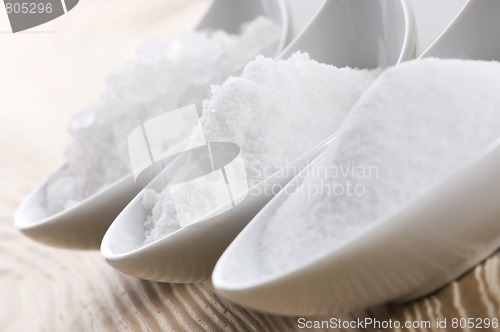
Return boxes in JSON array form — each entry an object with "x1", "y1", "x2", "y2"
[{"x1": 5, "y1": 2, "x2": 53, "y2": 14}]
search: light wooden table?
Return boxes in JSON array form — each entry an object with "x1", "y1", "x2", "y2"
[{"x1": 1, "y1": 1, "x2": 499, "y2": 331}]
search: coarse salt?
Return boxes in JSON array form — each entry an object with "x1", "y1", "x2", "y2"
[
  {"x1": 259, "y1": 58, "x2": 500, "y2": 276},
  {"x1": 45, "y1": 17, "x2": 281, "y2": 215},
  {"x1": 142, "y1": 53, "x2": 381, "y2": 244}
]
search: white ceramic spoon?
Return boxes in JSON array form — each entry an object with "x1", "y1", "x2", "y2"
[
  {"x1": 420, "y1": 0, "x2": 500, "y2": 60},
  {"x1": 213, "y1": 0, "x2": 500, "y2": 316},
  {"x1": 213, "y1": 139, "x2": 500, "y2": 315},
  {"x1": 101, "y1": 136, "x2": 334, "y2": 282},
  {"x1": 101, "y1": 0, "x2": 415, "y2": 283},
  {"x1": 14, "y1": 0, "x2": 289, "y2": 249},
  {"x1": 278, "y1": 0, "x2": 415, "y2": 68}
]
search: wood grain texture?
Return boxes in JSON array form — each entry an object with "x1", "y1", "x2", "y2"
[{"x1": 1, "y1": 0, "x2": 500, "y2": 331}]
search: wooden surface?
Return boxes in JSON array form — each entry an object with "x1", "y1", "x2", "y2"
[{"x1": 1, "y1": 1, "x2": 500, "y2": 331}]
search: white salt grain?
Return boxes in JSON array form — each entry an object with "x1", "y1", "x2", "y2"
[
  {"x1": 141, "y1": 53, "x2": 381, "y2": 244},
  {"x1": 143, "y1": 188, "x2": 180, "y2": 240},
  {"x1": 45, "y1": 17, "x2": 281, "y2": 215},
  {"x1": 259, "y1": 58, "x2": 500, "y2": 276}
]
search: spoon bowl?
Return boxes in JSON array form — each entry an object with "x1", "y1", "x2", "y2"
[
  {"x1": 101, "y1": 137, "x2": 334, "y2": 282},
  {"x1": 279, "y1": 0, "x2": 415, "y2": 67},
  {"x1": 14, "y1": 0, "x2": 289, "y2": 249},
  {"x1": 213, "y1": 138, "x2": 500, "y2": 316}
]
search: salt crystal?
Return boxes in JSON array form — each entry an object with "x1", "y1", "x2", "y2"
[
  {"x1": 45, "y1": 17, "x2": 281, "y2": 215},
  {"x1": 141, "y1": 53, "x2": 381, "y2": 244},
  {"x1": 259, "y1": 58, "x2": 500, "y2": 276},
  {"x1": 142, "y1": 188, "x2": 179, "y2": 241}
]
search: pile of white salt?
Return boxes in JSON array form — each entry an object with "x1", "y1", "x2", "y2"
[
  {"x1": 141, "y1": 53, "x2": 381, "y2": 244},
  {"x1": 259, "y1": 58, "x2": 500, "y2": 276},
  {"x1": 45, "y1": 17, "x2": 281, "y2": 215}
]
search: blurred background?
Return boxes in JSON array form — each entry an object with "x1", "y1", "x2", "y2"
[{"x1": 0, "y1": 0, "x2": 208, "y2": 172}]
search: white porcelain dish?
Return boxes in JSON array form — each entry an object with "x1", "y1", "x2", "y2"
[
  {"x1": 420, "y1": 0, "x2": 500, "y2": 60},
  {"x1": 407, "y1": 0, "x2": 468, "y2": 56},
  {"x1": 213, "y1": 138, "x2": 500, "y2": 316},
  {"x1": 212, "y1": 0, "x2": 500, "y2": 316},
  {"x1": 279, "y1": 0, "x2": 415, "y2": 68},
  {"x1": 212, "y1": 0, "x2": 500, "y2": 311},
  {"x1": 101, "y1": 137, "x2": 334, "y2": 282}
]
